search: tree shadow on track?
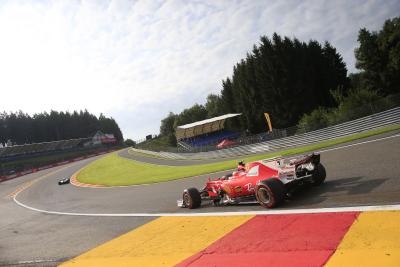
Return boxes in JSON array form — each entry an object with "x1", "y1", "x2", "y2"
[{"x1": 283, "y1": 176, "x2": 390, "y2": 208}]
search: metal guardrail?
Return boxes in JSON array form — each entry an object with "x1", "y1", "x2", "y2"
[{"x1": 131, "y1": 107, "x2": 400, "y2": 160}]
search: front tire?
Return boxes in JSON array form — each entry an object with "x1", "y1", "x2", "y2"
[
  {"x1": 183, "y1": 188, "x2": 201, "y2": 209},
  {"x1": 312, "y1": 163, "x2": 326, "y2": 186},
  {"x1": 255, "y1": 179, "x2": 286, "y2": 208}
]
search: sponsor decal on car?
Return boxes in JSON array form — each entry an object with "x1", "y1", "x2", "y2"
[{"x1": 244, "y1": 183, "x2": 255, "y2": 192}]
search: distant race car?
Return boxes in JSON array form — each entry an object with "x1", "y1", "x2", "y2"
[
  {"x1": 58, "y1": 177, "x2": 70, "y2": 185},
  {"x1": 177, "y1": 153, "x2": 326, "y2": 209}
]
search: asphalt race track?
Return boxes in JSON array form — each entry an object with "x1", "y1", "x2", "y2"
[{"x1": 1, "y1": 131, "x2": 399, "y2": 266}]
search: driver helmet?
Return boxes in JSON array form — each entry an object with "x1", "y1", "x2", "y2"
[{"x1": 237, "y1": 161, "x2": 245, "y2": 171}]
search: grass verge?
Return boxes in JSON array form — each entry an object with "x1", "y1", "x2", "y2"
[
  {"x1": 128, "y1": 149, "x2": 168, "y2": 160},
  {"x1": 77, "y1": 124, "x2": 400, "y2": 186}
]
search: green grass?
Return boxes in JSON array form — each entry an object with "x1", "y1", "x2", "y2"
[
  {"x1": 128, "y1": 149, "x2": 167, "y2": 160},
  {"x1": 77, "y1": 124, "x2": 400, "y2": 186},
  {"x1": 136, "y1": 135, "x2": 173, "y2": 152}
]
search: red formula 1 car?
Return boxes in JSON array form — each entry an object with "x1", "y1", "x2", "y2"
[{"x1": 177, "y1": 153, "x2": 326, "y2": 209}]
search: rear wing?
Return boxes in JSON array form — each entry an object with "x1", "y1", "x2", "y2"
[{"x1": 290, "y1": 153, "x2": 320, "y2": 167}]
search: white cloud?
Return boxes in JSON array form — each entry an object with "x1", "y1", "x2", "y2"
[{"x1": 0, "y1": 0, "x2": 398, "y2": 140}]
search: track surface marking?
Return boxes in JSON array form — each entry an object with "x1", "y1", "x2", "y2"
[
  {"x1": 60, "y1": 216, "x2": 252, "y2": 266},
  {"x1": 326, "y1": 211, "x2": 400, "y2": 266}
]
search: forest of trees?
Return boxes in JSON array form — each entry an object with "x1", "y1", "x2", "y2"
[
  {"x1": 298, "y1": 17, "x2": 400, "y2": 131},
  {"x1": 159, "y1": 17, "x2": 400, "y2": 146},
  {"x1": 0, "y1": 110, "x2": 123, "y2": 145},
  {"x1": 351, "y1": 17, "x2": 400, "y2": 94}
]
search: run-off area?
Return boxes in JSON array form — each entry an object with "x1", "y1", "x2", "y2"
[{"x1": 61, "y1": 211, "x2": 400, "y2": 267}]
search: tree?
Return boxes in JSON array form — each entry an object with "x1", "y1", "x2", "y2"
[
  {"x1": 219, "y1": 33, "x2": 348, "y2": 131},
  {"x1": 174, "y1": 104, "x2": 208, "y2": 127},
  {"x1": 205, "y1": 94, "x2": 223, "y2": 118},
  {"x1": 124, "y1": 139, "x2": 136, "y2": 147},
  {"x1": 297, "y1": 88, "x2": 389, "y2": 132},
  {"x1": 0, "y1": 110, "x2": 124, "y2": 145},
  {"x1": 99, "y1": 114, "x2": 124, "y2": 142},
  {"x1": 159, "y1": 112, "x2": 178, "y2": 146},
  {"x1": 220, "y1": 78, "x2": 235, "y2": 113},
  {"x1": 354, "y1": 17, "x2": 400, "y2": 94},
  {"x1": 160, "y1": 112, "x2": 177, "y2": 136}
]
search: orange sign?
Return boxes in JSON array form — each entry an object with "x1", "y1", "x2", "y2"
[{"x1": 264, "y1": 113, "x2": 272, "y2": 132}]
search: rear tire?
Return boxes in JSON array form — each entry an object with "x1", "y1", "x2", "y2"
[
  {"x1": 312, "y1": 163, "x2": 326, "y2": 186},
  {"x1": 183, "y1": 188, "x2": 201, "y2": 209},
  {"x1": 255, "y1": 179, "x2": 286, "y2": 208}
]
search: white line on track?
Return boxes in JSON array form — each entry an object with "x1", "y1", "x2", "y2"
[
  {"x1": 12, "y1": 132, "x2": 400, "y2": 217},
  {"x1": 17, "y1": 259, "x2": 59, "y2": 264},
  {"x1": 12, "y1": 196, "x2": 400, "y2": 216},
  {"x1": 316, "y1": 133, "x2": 400, "y2": 154}
]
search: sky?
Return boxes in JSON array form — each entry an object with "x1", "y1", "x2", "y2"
[{"x1": 0, "y1": 0, "x2": 398, "y2": 141}]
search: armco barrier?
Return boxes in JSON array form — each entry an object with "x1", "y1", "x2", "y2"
[
  {"x1": 132, "y1": 107, "x2": 400, "y2": 160},
  {"x1": 0, "y1": 149, "x2": 118, "y2": 183}
]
